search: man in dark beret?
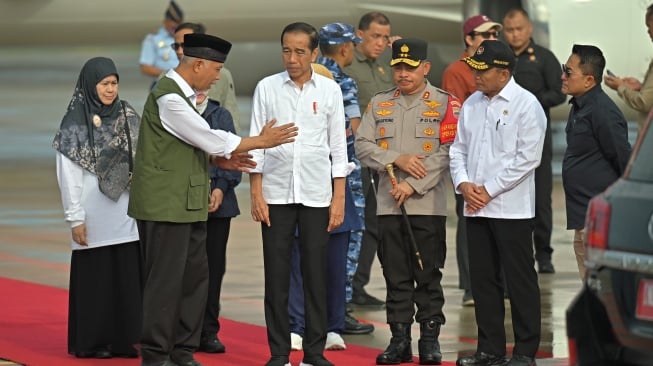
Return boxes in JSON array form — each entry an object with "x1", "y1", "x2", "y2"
[{"x1": 129, "y1": 32, "x2": 298, "y2": 366}]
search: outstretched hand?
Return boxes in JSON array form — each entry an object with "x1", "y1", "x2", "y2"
[
  {"x1": 260, "y1": 119, "x2": 298, "y2": 148},
  {"x1": 211, "y1": 153, "x2": 257, "y2": 172}
]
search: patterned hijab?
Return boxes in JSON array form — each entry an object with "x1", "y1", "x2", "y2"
[{"x1": 52, "y1": 57, "x2": 139, "y2": 201}]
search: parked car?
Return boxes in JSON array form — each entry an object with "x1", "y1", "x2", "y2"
[{"x1": 566, "y1": 120, "x2": 653, "y2": 365}]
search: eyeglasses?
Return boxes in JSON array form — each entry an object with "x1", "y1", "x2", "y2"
[
  {"x1": 171, "y1": 42, "x2": 184, "y2": 51},
  {"x1": 561, "y1": 64, "x2": 586, "y2": 78},
  {"x1": 471, "y1": 31, "x2": 500, "y2": 39}
]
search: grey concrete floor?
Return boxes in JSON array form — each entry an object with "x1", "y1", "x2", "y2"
[{"x1": 0, "y1": 45, "x2": 574, "y2": 365}]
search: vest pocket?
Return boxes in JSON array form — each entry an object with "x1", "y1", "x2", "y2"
[{"x1": 187, "y1": 173, "x2": 207, "y2": 210}]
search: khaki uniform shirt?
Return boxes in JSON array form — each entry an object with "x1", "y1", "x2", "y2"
[{"x1": 355, "y1": 82, "x2": 460, "y2": 216}]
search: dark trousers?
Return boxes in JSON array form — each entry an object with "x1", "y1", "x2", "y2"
[
  {"x1": 352, "y1": 168, "x2": 379, "y2": 295},
  {"x1": 534, "y1": 124, "x2": 553, "y2": 262},
  {"x1": 378, "y1": 215, "x2": 446, "y2": 324},
  {"x1": 467, "y1": 217, "x2": 541, "y2": 357},
  {"x1": 455, "y1": 194, "x2": 471, "y2": 291},
  {"x1": 201, "y1": 217, "x2": 231, "y2": 338},
  {"x1": 137, "y1": 220, "x2": 209, "y2": 364},
  {"x1": 289, "y1": 231, "x2": 348, "y2": 335},
  {"x1": 262, "y1": 204, "x2": 329, "y2": 359}
]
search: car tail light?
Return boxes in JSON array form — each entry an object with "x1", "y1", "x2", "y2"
[
  {"x1": 585, "y1": 195, "x2": 611, "y2": 250},
  {"x1": 567, "y1": 337, "x2": 578, "y2": 365},
  {"x1": 636, "y1": 279, "x2": 653, "y2": 321}
]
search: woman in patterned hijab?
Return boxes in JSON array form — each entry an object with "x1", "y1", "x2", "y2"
[{"x1": 53, "y1": 57, "x2": 143, "y2": 359}]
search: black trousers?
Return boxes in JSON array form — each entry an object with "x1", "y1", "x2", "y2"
[
  {"x1": 378, "y1": 215, "x2": 446, "y2": 325},
  {"x1": 352, "y1": 168, "x2": 379, "y2": 295},
  {"x1": 137, "y1": 220, "x2": 209, "y2": 364},
  {"x1": 262, "y1": 204, "x2": 329, "y2": 359},
  {"x1": 467, "y1": 217, "x2": 541, "y2": 357},
  {"x1": 455, "y1": 194, "x2": 471, "y2": 291},
  {"x1": 533, "y1": 123, "x2": 553, "y2": 262},
  {"x1": 201, "y1": 217, "x2": 231, "y2": 338}
]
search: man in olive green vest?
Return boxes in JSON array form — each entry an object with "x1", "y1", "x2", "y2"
[{"x1": 128, "y1": 33, "x2": 297, "y2": 366}]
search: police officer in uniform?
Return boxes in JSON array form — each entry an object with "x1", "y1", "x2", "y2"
[{"x1": 355, "y1": 38, "x2": 460, "y2": 365}]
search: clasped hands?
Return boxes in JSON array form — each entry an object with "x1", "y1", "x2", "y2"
[
  {"x1": 389, "y1": 154, "x2": 425, "y2": 206},
  {"x1": 458, "y1": 182, "x2": 491, "y2": 213}
]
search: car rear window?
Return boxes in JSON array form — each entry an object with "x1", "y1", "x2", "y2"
[{"x1": 629, "y1": 126, "x2": 653, "y2": 181}]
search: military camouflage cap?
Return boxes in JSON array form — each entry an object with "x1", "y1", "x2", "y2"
[{"x1": 318, "y1": 22, "x2": 362, "y2": 45}]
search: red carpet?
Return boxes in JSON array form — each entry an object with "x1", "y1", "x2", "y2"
[{"x1": 0, "y1": 277, "x2": 456, "y2": 365}]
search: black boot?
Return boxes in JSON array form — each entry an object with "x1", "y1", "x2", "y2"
[
  {"x1": 376, "y1": 323, "x2": 413, "y2": 365},
  {"x1": 418, "y1": 320, "x2": 442, "y2": 365}
]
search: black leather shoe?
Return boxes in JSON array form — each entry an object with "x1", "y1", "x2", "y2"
[
  {"x1": 456, "y1": 352, "x2": 506, "y2": 366},
  {"x1": 342, "y1": 314, "x2": 374, "y2": 334},
  {"x1": 538, "y1": 260, "x2": 555, "y2": 274},
  {"x1": 351, "y1": 290, "x2": 385, "y2": 307},
  {"x1": 506, "y1": 355, "x2": 536, "y2": 366},
  {"x1": 74, "y1": 348, "x2": 113, "y2": 359},
  {"x1": 300, "y1": 355, "x2": 334, "y2": 366},
  {"x1": 174, "y1": 359, "x2": 203, "y2": 366},
  {"x1": 265, "y1": 356, "x2": 291, "y2": 366},
  {"x1": 198, "y1": 335, "x2": 226, "y2": 353},
  {"x1": 112, "y1": 345, "x2": 139, "y2": 358}
]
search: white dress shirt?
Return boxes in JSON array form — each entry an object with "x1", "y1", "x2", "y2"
[
  {"x1": 158, "y1": 69, "x2": 242, "y2": 158},
  {"x1": 449, "y1": 77, "x2": 546, "y2": 219},
  {"x1": 249, "y1": 71, "x2": 348, "y2": 207}
]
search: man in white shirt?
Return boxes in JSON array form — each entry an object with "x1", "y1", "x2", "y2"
[
  {"x1": 248, "y1": 22, "x2": 348, "y2": 366},
  {"x1": 450, "y1": 40, "x2": 545, "y2": 366}
]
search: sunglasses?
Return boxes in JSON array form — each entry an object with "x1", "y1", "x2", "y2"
[
  {"x1": 561, "y1": 64, "x2": 586, "y2": 78},
  {"x1": 472, "y1": 31, "x2": 500, "y2": 39},
  {"x1": 171, "y1": 42, "x2": 184, "y2": 51}
]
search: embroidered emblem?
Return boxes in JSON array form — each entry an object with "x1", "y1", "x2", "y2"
[
  {"x1": 379, "y1": 126, "x2": 386, "y2": 137},
  {"x1": 503, "y1": 109, "x2": 509, "y2": 116},
  {"x1": 422, "y1": 110, "x2": 440, "y2": 118},
  {"x1": 379, "y1": 140, "x2": 389, "y2": 150},
  {"x1": 158, "y1": 41, "x2": 166, "y2": 48},
  {"x1": 92, "y1": 114, "x2": 102, "y2": 127},
  {"x1": 423, "y1": 127, "x2": 435, "y2": 136},
  {"x1": 378, "y1": 66, "x2": 385, "y2": 75},
  {"x1": 440, "y1": 121, "x2": 457, "y2": 144},
  {"x1": 393, "y1": 89, "x2": 400, "y2": 98},
  {"x1": 424, "y1": 100, "x2": 441, "y2": 109},
  {"x1": 476, "y1": 46, "x2": 484, "y2": 55},
  {"x1": 423, "y1": 142, "x2": 433, "y2": 152},
  {"x1": 378, "y1": 101, "x2": 395, "y2": 107},
  {"x1": 450, "y1": 100, "x2": 462, "y2": 107},
  {"x1": 376, "y1": 109, "x2": 393, "y2": 116},
  {"x1": 422, "y1": 91, "x2": 430, "y2": 99}
]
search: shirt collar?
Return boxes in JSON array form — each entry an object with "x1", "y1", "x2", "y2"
[
  {"x1": 570, "y1": 84, "x2": 601, "y2": 109},
  {"x1": 166, "y1": 69, "x2": 196, "y2": 100},
  {"x1": 485, "y1": 76, "x2": 518, "y2": 102}
]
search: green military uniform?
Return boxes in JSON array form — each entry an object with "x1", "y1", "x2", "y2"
[{"x1": 345, "y1": 47, "x2": 393, "y2": 115}]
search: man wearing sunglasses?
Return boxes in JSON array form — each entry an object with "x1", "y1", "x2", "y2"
[
  {"x1": 441, "y1": 14, "x2": 502, "y2": 308},
  {"x1": 503, "y1": 8, "x2": 566, "y2": 276}
]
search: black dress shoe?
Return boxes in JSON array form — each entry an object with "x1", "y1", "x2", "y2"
[
  {"x1": 198, "y1": 335, "x2": 226, "y2": 353},
  {"x1": 456, "y1": 352, "x2": 506, "y2": 366},
  {"x1": 112, "y1": 344, "x2": 139, "y2": 358},
  {"x1": 174, "y1": 359, "x2": 203, "y2": 366},
  {"x1": 351, "y1": 290, "x2": 385, "y2": 307},
  {"x1": 342, "y1": 314, "x2": 374, "y2": 335},
  {"x1": 74, "y1": 348, "x2": 113, "y2": 359},
  {"x1": 537, "y1": 260, "x2": 555, "y2": 274},
  {"x1": 506, "y1": 354, "x2": 536, "y2": 366},
  {"x1": 265, "y1": 356, "x2": 291, "y2": 366},
  {"x1": 300, "y1": 355, "x2": 334, "y2": 366}
]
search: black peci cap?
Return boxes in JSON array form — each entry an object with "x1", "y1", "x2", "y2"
[{"x1": 183, "y1": 33, "x2": 232, "y2": 63}]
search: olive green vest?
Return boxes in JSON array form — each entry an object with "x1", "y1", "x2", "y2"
[{"x1": 128, "y1": 77, "x2": 209, "y2": 223}]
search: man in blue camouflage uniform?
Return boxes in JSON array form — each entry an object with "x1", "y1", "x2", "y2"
[
  {"x1": 139, "y1": 1, "x2": 183, "y2": 88},
  {"x1": 317, "y1": 22, "x2": 374, "y2": 336}
]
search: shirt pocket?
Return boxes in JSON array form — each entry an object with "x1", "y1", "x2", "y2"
[
  {"x1": 415, "y1": 122, "x2": 440, "y2": 155},
  {"x1": 375, "y1": 122, "x2": 395, "y2": 150},
  {"x1": 187, "y1": 173, "x2": 208, "y2": 211},
  {"x1": 495, "y1": 118, "x2": 518, "y2": 153}
]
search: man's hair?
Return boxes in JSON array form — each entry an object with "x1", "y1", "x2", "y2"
[
  {"x1": 358, "y1": 12, "x2": 390, "y2": 31},
  {"x1": 503, "y1": 7, "x2": 530, "y2": 20},
  {"x1": 572, "y1": 44, "x2": 605, "y2": 83},
  {"x1": 175, "y1": 22, "x2": 206, "y2": 34},
  {"x1": 281, "y1": 22, "x2": 319, "y2": 51},
  {"x1": 319, "y1": 43, "x2": 344, "y2": 57},
  {"x1": 647, "y1": 4, "x2": 653, "y2": 22}
]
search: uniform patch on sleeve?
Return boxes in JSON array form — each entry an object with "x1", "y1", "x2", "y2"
[{"x1": 439, "y1": 95, "x2": 460, "y2": 144}]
